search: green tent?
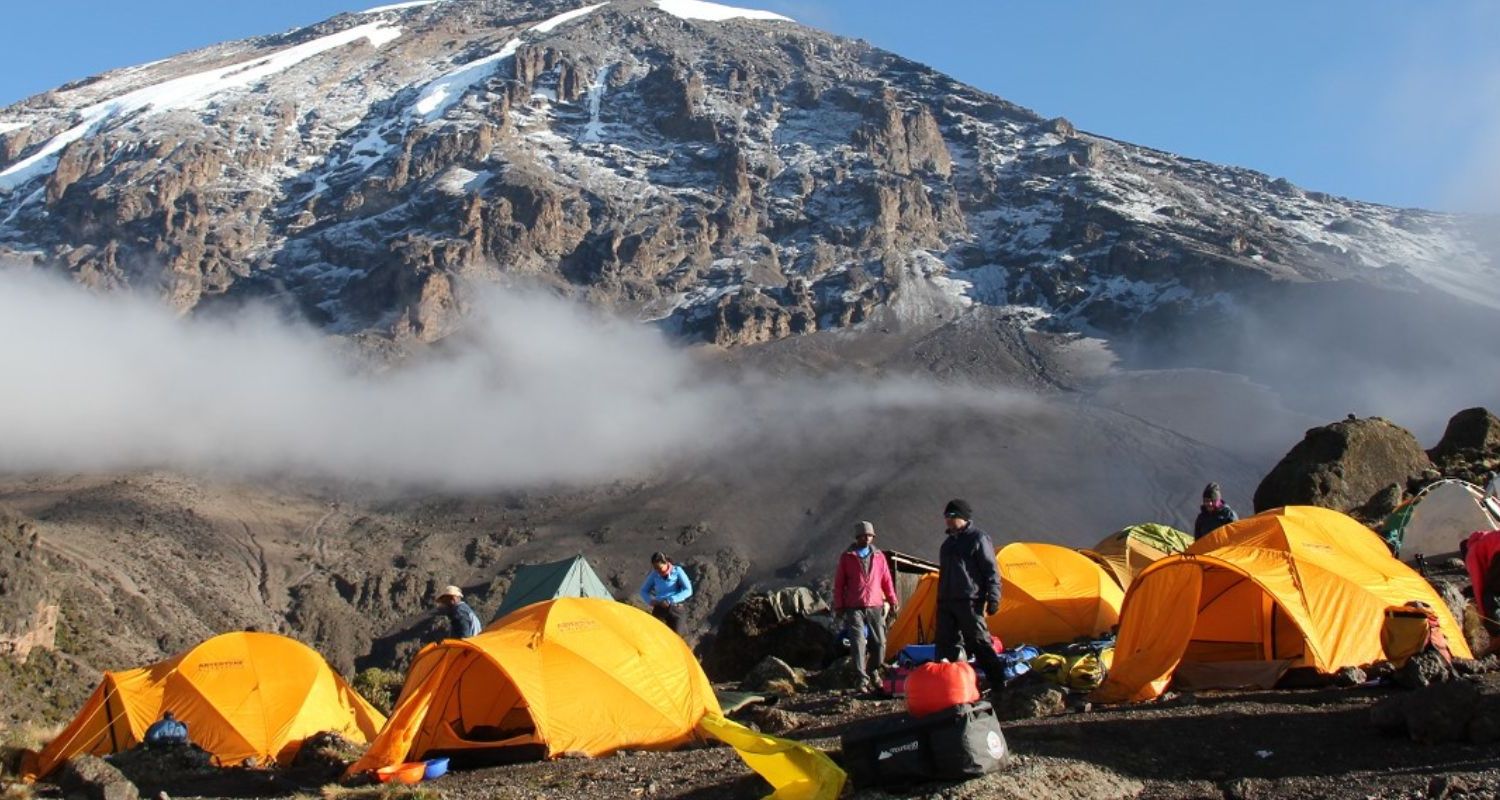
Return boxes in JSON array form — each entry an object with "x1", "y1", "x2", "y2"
[{"x1": 491, "y1": 556, "x2": 614, "y2": 621}]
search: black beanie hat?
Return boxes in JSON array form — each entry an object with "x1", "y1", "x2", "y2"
[
  {"x1": 944, "y1": 499, "x2": 973, "y2": 519},
  {"x1": 1203, "y1": 483, "x2": 1222, "y2": 502}
]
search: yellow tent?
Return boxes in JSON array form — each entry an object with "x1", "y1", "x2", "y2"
[
  {"x1": 22, "y1": 632, "x2": 385, "y2": 780},
  {"x1": 1080, "y1": 523, "x2": 1194, "y2": 590},
  {"x1": 1095, "y1": 506, "x2": 1474, "y2": 704},
  {"x1": 887, "y1": 542, "x2": 1124, "y2": 656},
  {"x1": 348, "y1": 598, "x2": 845, "y2": 800}
]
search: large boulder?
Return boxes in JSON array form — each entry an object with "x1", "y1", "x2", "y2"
[
  {"x1": 1371, "y1": 680, "x2": 1495, "y2": 744},
  {"x1": 1428, "y1": 407, "x2": 1500, "y2": 482},
  {"x1": 1253, "y1": 416, "x2": 1433, "y2": 514},
  {"x1": 106, "y1": 745, "x2": 214, "y2": 788},
  {"x1": 56, "y1": 755, "x2": 140, "y2": 800},
  {"x1": 700, "y1": 588, "x2": 838, "y2": 682}
]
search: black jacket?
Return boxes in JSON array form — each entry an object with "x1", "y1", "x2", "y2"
[
  {"x1": 937, "y1": 523, "x2": 1001, "y2": 606},
  {"x1": 1194, "y1": 504, "x2": 1239, "y2": 539}
]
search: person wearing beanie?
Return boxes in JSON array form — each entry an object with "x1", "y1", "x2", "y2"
[
  {"x1": 935, "y1": 499, "x2": 1007, "y2": 698},
  {"x1": 435, "y1": 585, "x2": 482, "y2": 639},
  {"x1": 640, "y1": 551, "x2": 694, "y2": 634},
  {"x1": 833, "y1": 521, "x2": 900, "y2": 691},
  {"x1": 1193, "y1": 482, "x2": 1239, "y2": 539}
]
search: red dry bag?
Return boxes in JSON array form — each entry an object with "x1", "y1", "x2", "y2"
[{"x1": 905, "y1": 660, "x2": 980, "y2": 718}]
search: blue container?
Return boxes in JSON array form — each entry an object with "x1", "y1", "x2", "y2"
[
  {"x1": 423, "y1": 757, "x2": 449, "y2": 780},
  {"x1": 897, "y1": 644, "x2": 937, "y2": 666}
]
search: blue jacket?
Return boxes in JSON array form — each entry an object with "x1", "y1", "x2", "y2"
[
  {"x1": 145, "y1": 717, "x2": 190, "y2": 746},
  {"x1": 446, "y1": 601, "x2": 482, "y2": 638},
  {"x1": 640, "y1": 565, "x2": 693, "y2": 606}
]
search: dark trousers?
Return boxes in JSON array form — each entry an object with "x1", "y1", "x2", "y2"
[
  {"x1": 934, "y1": 599, "x2": 1006, "y2": 690},
  {"x1": 843, "y1": 607, "x2": 887, "y2": 683},
  {"x1": 653, "y1": 603, "x2": 682, "y2": 633}
]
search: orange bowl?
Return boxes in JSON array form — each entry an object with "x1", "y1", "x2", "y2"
[{"x1": 375, "y1": 762, "x2": 428, "y2": 784}]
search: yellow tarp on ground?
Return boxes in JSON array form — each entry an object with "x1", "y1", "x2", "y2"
[
  {"x1": 1079, "y1": 523, "x2": 1194, "y2": 590},
  {"x1": 698, "y1": 713, "x2": 846, "y2": 800},
  {"x1": 1094, "y1": 506, "x2": 1475, "y2": 704},
  {"x1": 887, "y1": 542, "x2": 1124, "y2": 655},
  {"x1": 22, "y1": 632, "x2": 385, "y2": 780}
]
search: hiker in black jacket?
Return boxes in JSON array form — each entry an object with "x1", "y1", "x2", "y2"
[{"x1": 936, "y1": 498, "x2": 1007, "y2": 698}]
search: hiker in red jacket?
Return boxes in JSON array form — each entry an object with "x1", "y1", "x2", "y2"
[
  {"x1": 834, "y1": 521, "x2": 900, "y2": 690},
  {"x1": 1463, "y1": 529, "x2": 1500, "y2": 637}
]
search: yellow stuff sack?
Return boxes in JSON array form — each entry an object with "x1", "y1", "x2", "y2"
[
  {"x1": 1028, "y1": 649, "x2": 1115, "y2": 690},
  {"x1": 1029, "y1": 653, "x2": 1068, "y2": 685},
  {"x1": 1381, "y1": 603, "x2": 1449, "y2": 667},
  {"x1": 1066, "y1": 648, "x2": 1114, "y2": 690}
]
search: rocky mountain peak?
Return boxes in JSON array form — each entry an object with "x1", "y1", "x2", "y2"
[{"x1": 0, "y1": 0, "x2": 1493, "y2": 347}]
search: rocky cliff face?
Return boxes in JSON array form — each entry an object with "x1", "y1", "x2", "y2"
[{"x1": 1, "y1": 0, "x2": 1492, "y2": 347}]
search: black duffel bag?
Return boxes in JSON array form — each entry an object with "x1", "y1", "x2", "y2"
[{"x1": 840, "y1": 701, "x2": 1009, "y2": 787}]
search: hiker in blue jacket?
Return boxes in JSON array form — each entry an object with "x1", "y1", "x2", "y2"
[
  {"x1": 640, "y1": 551, "x2": 693, "y2": 634},
  {"x1": 144, "y1": 711, "x2": 190, "y2": 747},
  {"x1": 435, "y1": 585, "x2": 482, "y2": 639}
]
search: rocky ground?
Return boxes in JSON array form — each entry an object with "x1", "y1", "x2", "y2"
[{"x1": 18, "y1": 676, "x2": 1500, "y2": 800}]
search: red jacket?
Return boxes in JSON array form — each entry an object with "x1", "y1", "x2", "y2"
[
  {"x1": 1466, "y1": 530, "x2": 1500, "y2": 616},
  {"x1": 833, "y1": 547, "x2": 898, "y2": 612}
]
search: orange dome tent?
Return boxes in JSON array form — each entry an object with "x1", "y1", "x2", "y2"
[
  {"x1": 1095, "y1": 506, "x2": 1474, "y2": 704},
  {"x1": 348, "y1": 598, "x2": 845, "y2": 799},
  {"x1": 22, "y1": 632, "x2": 384, "y2": 780},
  {"x1": 887, "y1": 542, "x2": 1124, "y2": 656},
  {"x1": 350, "y1": 597, "x2": 719, "y2": 771}
]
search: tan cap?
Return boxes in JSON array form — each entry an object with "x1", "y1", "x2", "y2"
[
  {"x1": 854, "y1": 521, "x2": 875, "y2": 536},
  {"x1": 439, "y1": 585, "x2": 463, "y2": 601}
]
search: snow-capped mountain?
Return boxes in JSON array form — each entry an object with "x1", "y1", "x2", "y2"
[{"x1": 0, "y1": 0, "x2": 1493, "y2": 345}]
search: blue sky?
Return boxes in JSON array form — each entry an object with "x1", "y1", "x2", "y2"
[{"x1": 2, "y1": 1, "x2": 1496, "y2": 212}]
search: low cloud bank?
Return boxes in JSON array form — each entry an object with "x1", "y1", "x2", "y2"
[{"x1": 0, "y1": 271, "x2": 1033, "y2": 488}]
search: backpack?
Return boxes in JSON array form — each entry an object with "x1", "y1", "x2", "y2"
[{"x1": 1380, "y1": 602, "x2": 1452, "y2": 668}]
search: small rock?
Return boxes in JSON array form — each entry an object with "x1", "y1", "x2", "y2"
[
  {"x1": 1454, "y1": 655, "x2": 1500, "y2": 676},
  {"x1": 740, "y1": 706, "x2": 811, "y2": 734},
  {"x1": 1395, "y1": 649, "x2": 1455, "y2": 689},
  {"x1": 741, "y1": 656, "x2": 802, "y2": 693},
  {"x1": 996, "y1": 676, "x2": 1067, "y2": 720},
  {"x1": 1334, "y1": 666, "x2": 1366, "y2": 687},
  {"x1": 809, "y1": 655, "x2": 866, "y2": 691}
]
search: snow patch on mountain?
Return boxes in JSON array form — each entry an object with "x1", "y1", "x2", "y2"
[
  {"x1": 653, "y1": 0, "x2": 792, "y2": 23},
  {"x1": 0, "y1": 21, "x2": 404, "y2": 193},
  {"x1": 0, "y1": 122, "x2": 26, "y2": 135},
  {"x1": 306, "y1": 2, "x2": 610, "y2": 190},
  {"x1": 361, "y1": 0, "x2": 441, "y2": 13},
  {"x1": 532, "y1": 2, "x2": 610, "y2": 33}
]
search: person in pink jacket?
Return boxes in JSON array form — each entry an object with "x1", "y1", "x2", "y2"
[{"x1": 833, "y1": 521, "x2": 900, "y2": 690}]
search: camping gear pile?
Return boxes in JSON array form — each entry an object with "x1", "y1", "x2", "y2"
[{"x1": 843, "y1": 657, "x2": 1009, "y2": 787}]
